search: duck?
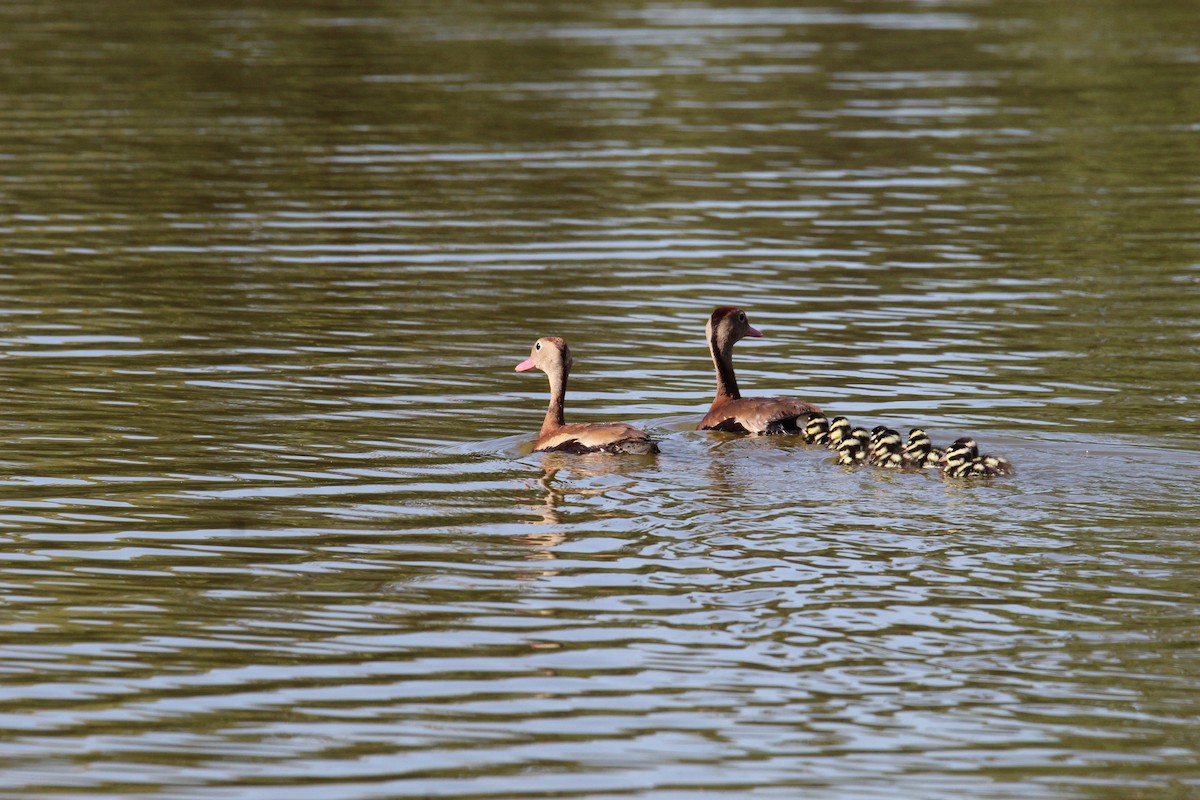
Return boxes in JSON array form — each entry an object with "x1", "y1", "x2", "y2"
[
  {"x1": 826, "y1": 416, "x2": 853, "y2": 450},
  {"x1": 902, "y1": 428, "x2": 943, "y2": 470},
  {"x1": 516, "y1": 336, "x2": 659, "y2": 455},
  {"x1": 868, "y1": 426, "x2": 905, "y2": 469},
  {"x1": 941, "y1": 437, "x2": 1014, "y2": 478},
  {"x1": 697, "y1": 306, "x2": 822, "y2": 435},
  {"x1": 803, "y1": 412, "x2": 830, "y2": 445},
  {"x1": 834, "y1": 426, "x2": 871, "y2": 465}
]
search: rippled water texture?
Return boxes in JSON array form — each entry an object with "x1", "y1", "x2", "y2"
[{"x1": 1, "y1": 1, "x2": 1198, "y2": 798}]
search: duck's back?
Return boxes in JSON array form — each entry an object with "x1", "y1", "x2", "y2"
[
  {"x1": 698, "y1": 396, "x2": 821, "y2": 435},
  {"x1": 535, "y1": 422, "x2": 658, "y2": 454}
]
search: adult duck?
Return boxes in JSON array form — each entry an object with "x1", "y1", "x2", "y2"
[
  {"x1": 697, "y1": 306, "x2": 822, "y2": 435},
  {"x1": 516, "y1": 337, "x2": 659, "y2": 454}
]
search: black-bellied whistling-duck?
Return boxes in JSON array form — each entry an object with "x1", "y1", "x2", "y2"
[
  {"x1": 869, "y1": 427, "x2": 905, "y2": 469},
  {"x1": 826, "y1": 416, "x2": 852, "y2": 450},
  {"x1": 941, "y1": 437, "x2": 1014, "y2": 478},
  {"x1": 981, "y1": 452, "x2": 1015, "y2": 476},
  {"x1": 516, "y1": 337, "x2": 659, "y2": 455},
  {"x1": 803, "y1": 413, "x2": 830, "y2": 445},
  {"x1": 902, "y1": 428, "x2": 943, "y2": 470},
  {"x1": 697, "y1": 306, "x2": 822, "y2": 435},
  {"x1": 834, "y1": 426, "x2": 871, "y2": 465}
]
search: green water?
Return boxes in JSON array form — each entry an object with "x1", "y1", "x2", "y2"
[{"x1": 0, "y1": 1, "x2": 1197, "y2": 798}]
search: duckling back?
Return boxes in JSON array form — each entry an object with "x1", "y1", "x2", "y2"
[
  {"x1": 902, "y1": 428, "x2": 943, "y2": 469},
  {"x1": 941, "y1": 436, "x2": 1015, "y2": 478},
  {"x1": 803, "y1": 413, "x2": 830, "y2": 445},
  {"x1": 835, "y1": 426, "x2": 871, "y2": 465},
  {"x1": 827, "y1": 416, "x2": 852, "y2": 450},
  {"x1": 869, "y1": 427, "x2": 904, "y2": 469}
]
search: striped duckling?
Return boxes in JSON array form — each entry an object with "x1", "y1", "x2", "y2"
[
  {"x1": 802, "y1": 412, "x2": 830, "y2": 445},
  {"x1": 941, "y1": 437, "x2": 1015, "y2": 478},
  {"x1": 826, "y1": 416, "x2": 853, "y2": 451},
  {"x1": 868, "y1": 426, "x2": 905, "y2": 469},
  {"x1": 902, "y1": 428, "x2": 943, "y2": 470},
  {"x1": 834, "y1": 426, "x2": 871, "y2": 465}
]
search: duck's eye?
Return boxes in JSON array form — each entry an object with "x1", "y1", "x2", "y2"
[
  {"x1": 738, "y1": 312, "x2": 746, "y2": 321},
  {"x1": 534, "y1": 342, "x2": 541, "y2": 351}
]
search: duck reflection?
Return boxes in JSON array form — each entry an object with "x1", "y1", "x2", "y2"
[{"x1": 512, "y1": 452, "x2": 644, "y2": 564}]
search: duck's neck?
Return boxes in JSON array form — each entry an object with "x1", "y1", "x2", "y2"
[
  {"x1": 541, "y1": 366, "x2": 568, "y2": 438},
  {"x1": 710, "y1": 333, "x2": 741, "y2": 403}
]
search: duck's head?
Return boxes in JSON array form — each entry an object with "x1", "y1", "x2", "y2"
[
  {"x1": 707, "y1": 306, "x2": 763, "y2": 352},
  {"x1": 516, "y1": 336, "x2": 573, "y2": 376}
]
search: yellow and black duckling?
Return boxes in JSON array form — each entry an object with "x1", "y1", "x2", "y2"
[
  {"x1": 868, "y1": 426, "x2": 905, "y2": 469},
  {"x1": 902, "y1": 428, "x2": 943, "y2": 470},
  {"x1": 941, "y1": 437, "x2": 1015, "y2": 478},
  {"x1": 826, "y1": 416, "x2": 853, "y2": 450},
  {"x1": 802, "y1": 412, "x2": 830, "y2": 445},
  {"x1": 834, "y1": 426, "x2": 871, "y2": 465}
]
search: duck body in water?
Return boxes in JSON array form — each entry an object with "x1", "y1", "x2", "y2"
[
  {"x1": 869, "y1": 427, "x2": 906, "y2": 469},
  {"x1": 902, "y1": 428, "x2": 943, "y2": 470},
  {"x1": 697, "y1": 307, "x2": 822, "y2": 435},
  {"x1": 516, "y1": 337, "x2": 659, "y2": 455},
  {"x1": 834, "y1": 426, "x2": 871, "y2": 465},
  {"x1": 941, "y1": 437, "x2": 1014, "y2": 478}
]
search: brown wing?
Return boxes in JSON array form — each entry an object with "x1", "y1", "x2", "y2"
[
  {"x1": 535, "y1": 422, "x2": 657, "y2": 454},
  {"x1": 697, "y1": 396, "x2": 822, "y2": 435}
]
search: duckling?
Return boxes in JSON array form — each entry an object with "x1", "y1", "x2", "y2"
[
  {"x1": 869, "y1": 427, "x2": 905, "y2": 469},
  {"x1": 834, "y1": 426, "x2": 871, "y2": 465},
  {"x1": 941, "y1": 437, "x2": 981, "y2": 478},
  {"x1": 980, "y1": 452, "x2": 1015, "y2": 476},
  {"x1": 803, "y1": 412, "x2": 830, "y2": 445},
  {"x1": 826, "y1": 416, "x2": 853, "y2": 450},
  {"x1": 902, "y1": 428, "x2": 943, "y2": 469},
  {"x1": 868, "y1": 425, "x2": 888, "y2": 449},
  {"x1": 941, "y1": 437, "x2": 1014, "y2": 478}
]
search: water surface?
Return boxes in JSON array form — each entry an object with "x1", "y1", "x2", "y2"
[{"x1": 0, "y1": 1, "x2": 1197, "y2": 798}]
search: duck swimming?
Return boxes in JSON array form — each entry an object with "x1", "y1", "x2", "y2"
[
  {"x1": 697, "y1": 307, "x2": 823, "y2": 435},
  {"x1": 941, "y1": 437, "x2": 1014, "y2": 478},
  {"x1": 803, "y1": 412, "x2": 830, "y2": 445},
  {"x1": 516, "y1": 336, "x2": 659, "y2": 455},
  {"x1": 826, "y1": 416, "x2": 853, "y2": 450},
  {"x1": 902, "y1": 428, "x2": 943, "y2": 470},
  {"x1": 868, "y1": 426, "x2": 905, "y2": 469},
  {"x1": 834, "y1": 426, "x2": 871, "y2": 465}
]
